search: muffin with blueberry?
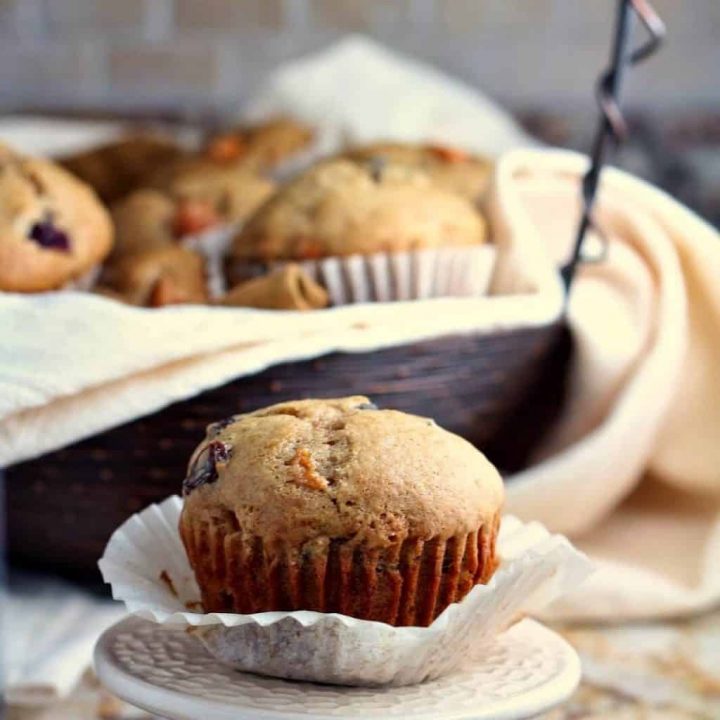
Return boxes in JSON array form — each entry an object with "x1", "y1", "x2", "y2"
[
  {"x1": 231, "y1": 158, "x2": 486, "y2": 264},
  {"x1": 0, "y1": 143, "x2": 113, "y2": 292},
  {"x1": 228, "y1": 158, "x2": 491, "y2": 302},
  {"x1": 180, "y1": 396, "x2": 503, "y2": 626}
]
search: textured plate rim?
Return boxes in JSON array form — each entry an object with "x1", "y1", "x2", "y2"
[{"x1": 94, "y1": 617, "x2": 580, "y2": 720}]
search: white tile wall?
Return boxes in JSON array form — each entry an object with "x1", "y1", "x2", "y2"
[{"x1": 0, "y1": 0, "x2": 716, "y2": 115}]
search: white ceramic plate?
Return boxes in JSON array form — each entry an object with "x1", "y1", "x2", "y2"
[{"x1": 94, "y1": 616, "x2": 580, "y2": 720}]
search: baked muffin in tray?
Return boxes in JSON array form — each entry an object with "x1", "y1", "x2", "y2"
[
  {"x1": 58, "y1": 135, "x2": 184, "y2": 204},
  {"x1": 111, "y1": 167, "x2": 274, "y2": 259},
  {"x1": 204, "y1": 117, "x2": 315, "y2": 172},
  {"x1": 227, "y1": 157, "x2": 491, "y2": 303},
  {"x1": 230, "y1": 158, "x2": 487, "y2": 264},
  {"x1": 0, "y1": 143, "x2": 113, "y2": 292}
]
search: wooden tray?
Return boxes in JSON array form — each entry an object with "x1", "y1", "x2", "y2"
[{"x1": 6, "y1": 322, "x2": 571, "y2": 585}]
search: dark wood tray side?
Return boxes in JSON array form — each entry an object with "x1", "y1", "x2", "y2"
[{"x1": 6, "y1": 322, "x2": 570, "y2": 584}]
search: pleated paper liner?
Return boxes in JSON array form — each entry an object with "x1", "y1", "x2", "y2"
[
  {"x1": 227, "y1": 244, "x2": 496, "y2": 306},
  {"x1": 99, "y1": 496, "x2": 592, "y2": 687},
  {"x1": 180, "y1": 514, "x2": 499, "y2": 626}
]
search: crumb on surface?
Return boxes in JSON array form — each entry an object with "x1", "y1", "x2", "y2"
[{"x1": 159, "y1": 570, "x2": 177, "y2": 598}]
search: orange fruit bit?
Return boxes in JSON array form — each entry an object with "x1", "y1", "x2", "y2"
[
  {"x1": 148, "y1": 276, "x2": 189, "y2": 307},
  {"x1": 172, "y1": 198, "x2": 220, "y2": 238},
  {"x1": 206, "y1": 134, "x2": 247, "y2": 163},
  {"x1": 297, "y1": 238, "x2": 324, "y2": 260},
  {"x1": 290, "y1": 447, "x2": 328, "y2": 490},
  {"x1": 428, "y1": 143, "x2": 469, "y2": 163}
]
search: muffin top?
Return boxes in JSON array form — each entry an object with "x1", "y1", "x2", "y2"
[
  {"x1": 102, "y1": 245, "x2": 207, "y2": 307},
  {"x1": 343, "y1": 142, "x2": 493, "y2": 203},
  {"x1": 58, "y1": 135, "x2": 184, "y2": 203},
  {"x1": 205, "y1": 117, "x2": 314, "y2": 171},
  {"x1": 181, "y1": 397, "x2": 503, "y2": 549},
  {"x1": 110, "y1": 166, "x2": 274, "y2": 260},
  {"x1": 231, "y1": 159, "x2": 487, "y2": 262},
  {"x1": 0, "y1": 143, "x2": 113, "y2": 292},
  {"x1": 144, "y1": 161, "x2": 275, "y2": 225}
]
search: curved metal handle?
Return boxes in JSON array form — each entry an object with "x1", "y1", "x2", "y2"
[{"x1": 561, "y1": 0, "x2": 666, "y2": 293}]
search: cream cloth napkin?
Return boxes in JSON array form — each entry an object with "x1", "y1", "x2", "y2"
[
  {"x1": 2, "y1": 573, "x2": 124, "y2": 706},
  {"x1": 497, "y1": 149, "x2": 720, "y2": 620}
]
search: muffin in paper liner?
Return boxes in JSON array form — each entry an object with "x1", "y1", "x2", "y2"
[
  {"x1": 181, "y1": 511, "x2": 499, "y2": 626},
  {"x1": 99, "y1": 496, "x2": 592, "y2": 687},
  {"x1": 226, "y1": 245, "x2": 496, "y2": 306}
]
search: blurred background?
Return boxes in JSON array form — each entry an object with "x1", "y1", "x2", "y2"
[{"x1": 0, "y1": 0, "x2": 719, "y2": 225}]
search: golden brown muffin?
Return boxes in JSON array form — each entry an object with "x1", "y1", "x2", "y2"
[
  {"x1": 101, "y1": 246, "x2": 207, "y2": 307},
  {"x1": 109, "y1": 189, "x2": 178, "y2": 258},
  {"x1": 231, "y1": 159, "x2": 487, "y2": 263},
  {"x1": 0, "y1": 143, "x2": 113, "y2": 292},
  {"x1": 58, "y1": 135, "x2": 185, "y2": 203},
  {"x1": 343, "y1": 142, "x2": 493, "y2": 203},
  {"x1": 143, "y1": 161, "x2": 275, "y2": 226},
  {"x1": 165, "y1": 165, "x2": 275, "y2": 224},
  {"x1": 180, "y1": 396, "x2": 503, "y2": 626},
  {"x1": 205, "y1": 117, "x2": 314, "y2": 172},
  {"x1": 111, "y1": 168, "x2": 273, "y2": 260}
]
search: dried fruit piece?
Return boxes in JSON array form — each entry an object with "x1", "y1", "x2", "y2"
[
  {"x1": 428, "y1": 144, "x2": 469, "y2": 164},
  {"x1": 288, "y1": 447, "x2": 328, "y2": 491},
  {"x1": 171, "y1": 198, "x2": 220, "y2": 238},
  {"x1": 206, "y1": 134, "x2": 247, "y2": 163},
  {"x1": 183, "y1": 440, "x2": 231, "y2": 495},
  {"x1": 206, "y1": 415, "x2": 237, "y2": 437},
  {"x1": 28, "y1": 220, "x2": 71, "y2": 252},
  {"x1": 148, "y1": 275, "x2": 191, "y2": 307},
  {"x1": 296, "y1": 238, "x2": 324, "y2": 260}
]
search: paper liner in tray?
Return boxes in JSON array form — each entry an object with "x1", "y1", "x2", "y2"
[
  {"x1": 99, "y1": 496, "x2": 591, "y2": 687},
  {"x1": 229, "y1": 244, "x2": 497, "y2": 306}
]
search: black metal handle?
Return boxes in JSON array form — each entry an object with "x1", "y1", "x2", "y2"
[{"x1": 561, "y1": 0, "x2": 666, "y2": 292}]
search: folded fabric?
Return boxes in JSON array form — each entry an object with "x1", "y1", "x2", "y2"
[
  {"x1": 498, "y1": 149, "x2": 720, "y2": 619},
  {"x1": 244, "y1": 35, "x2": 538, "y2": 160},
  {"x1": 3, "y1": 573, "x2": 124, "y2": 706}
]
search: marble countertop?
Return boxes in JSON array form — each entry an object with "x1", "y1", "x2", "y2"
[{"x1": 7, "y1": 608, "x2": 719, "y2": 720}]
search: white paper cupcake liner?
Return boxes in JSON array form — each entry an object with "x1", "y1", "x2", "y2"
[
  {"x1": 62, "y1": 263, "x2": 102, "y2": 292},
  {"x1": 181, "y1": 222, "x2": 240, "y2": 300},
  {"x1": 229, "y1": 244, "x2": 496, "y2": 307},
  {"x1": 99, "y1": 496, "x2": 592, "y2": 687}
]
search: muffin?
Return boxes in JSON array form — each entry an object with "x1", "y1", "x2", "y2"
[
  {"x1": 179, "y1": 396, "x2": 503, "y2": 626},
  {"x1": 0, "y1": 143, "x2": 113, "y2": 292},
  {"x1": 101, "y1": 246, "x2": 207, "y2": 307},
  {"x1": 109, "y1": 189, "x2": 178, "y2": 259},
  {"x1": 230, "y1": 158, "x2": 487, "y2": 264},
  {"x1": 204, "y1": 117, "x2": 315, "y2": 172},
  {"x1": 143, "y1": 162, "x2": 275, "y2": 227},
  {"x1": 58, "y1": 135, "x2": 185, "y2": 203},
  {"x1": 111, "y1": 167, "x2": 274, "y2": 260},
  {"x1": 343, "y1": 142, "x2": 493, "y2": 203},
  {"x1": 160, "y1": 165, "x2": 275, "y2": 225}
]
